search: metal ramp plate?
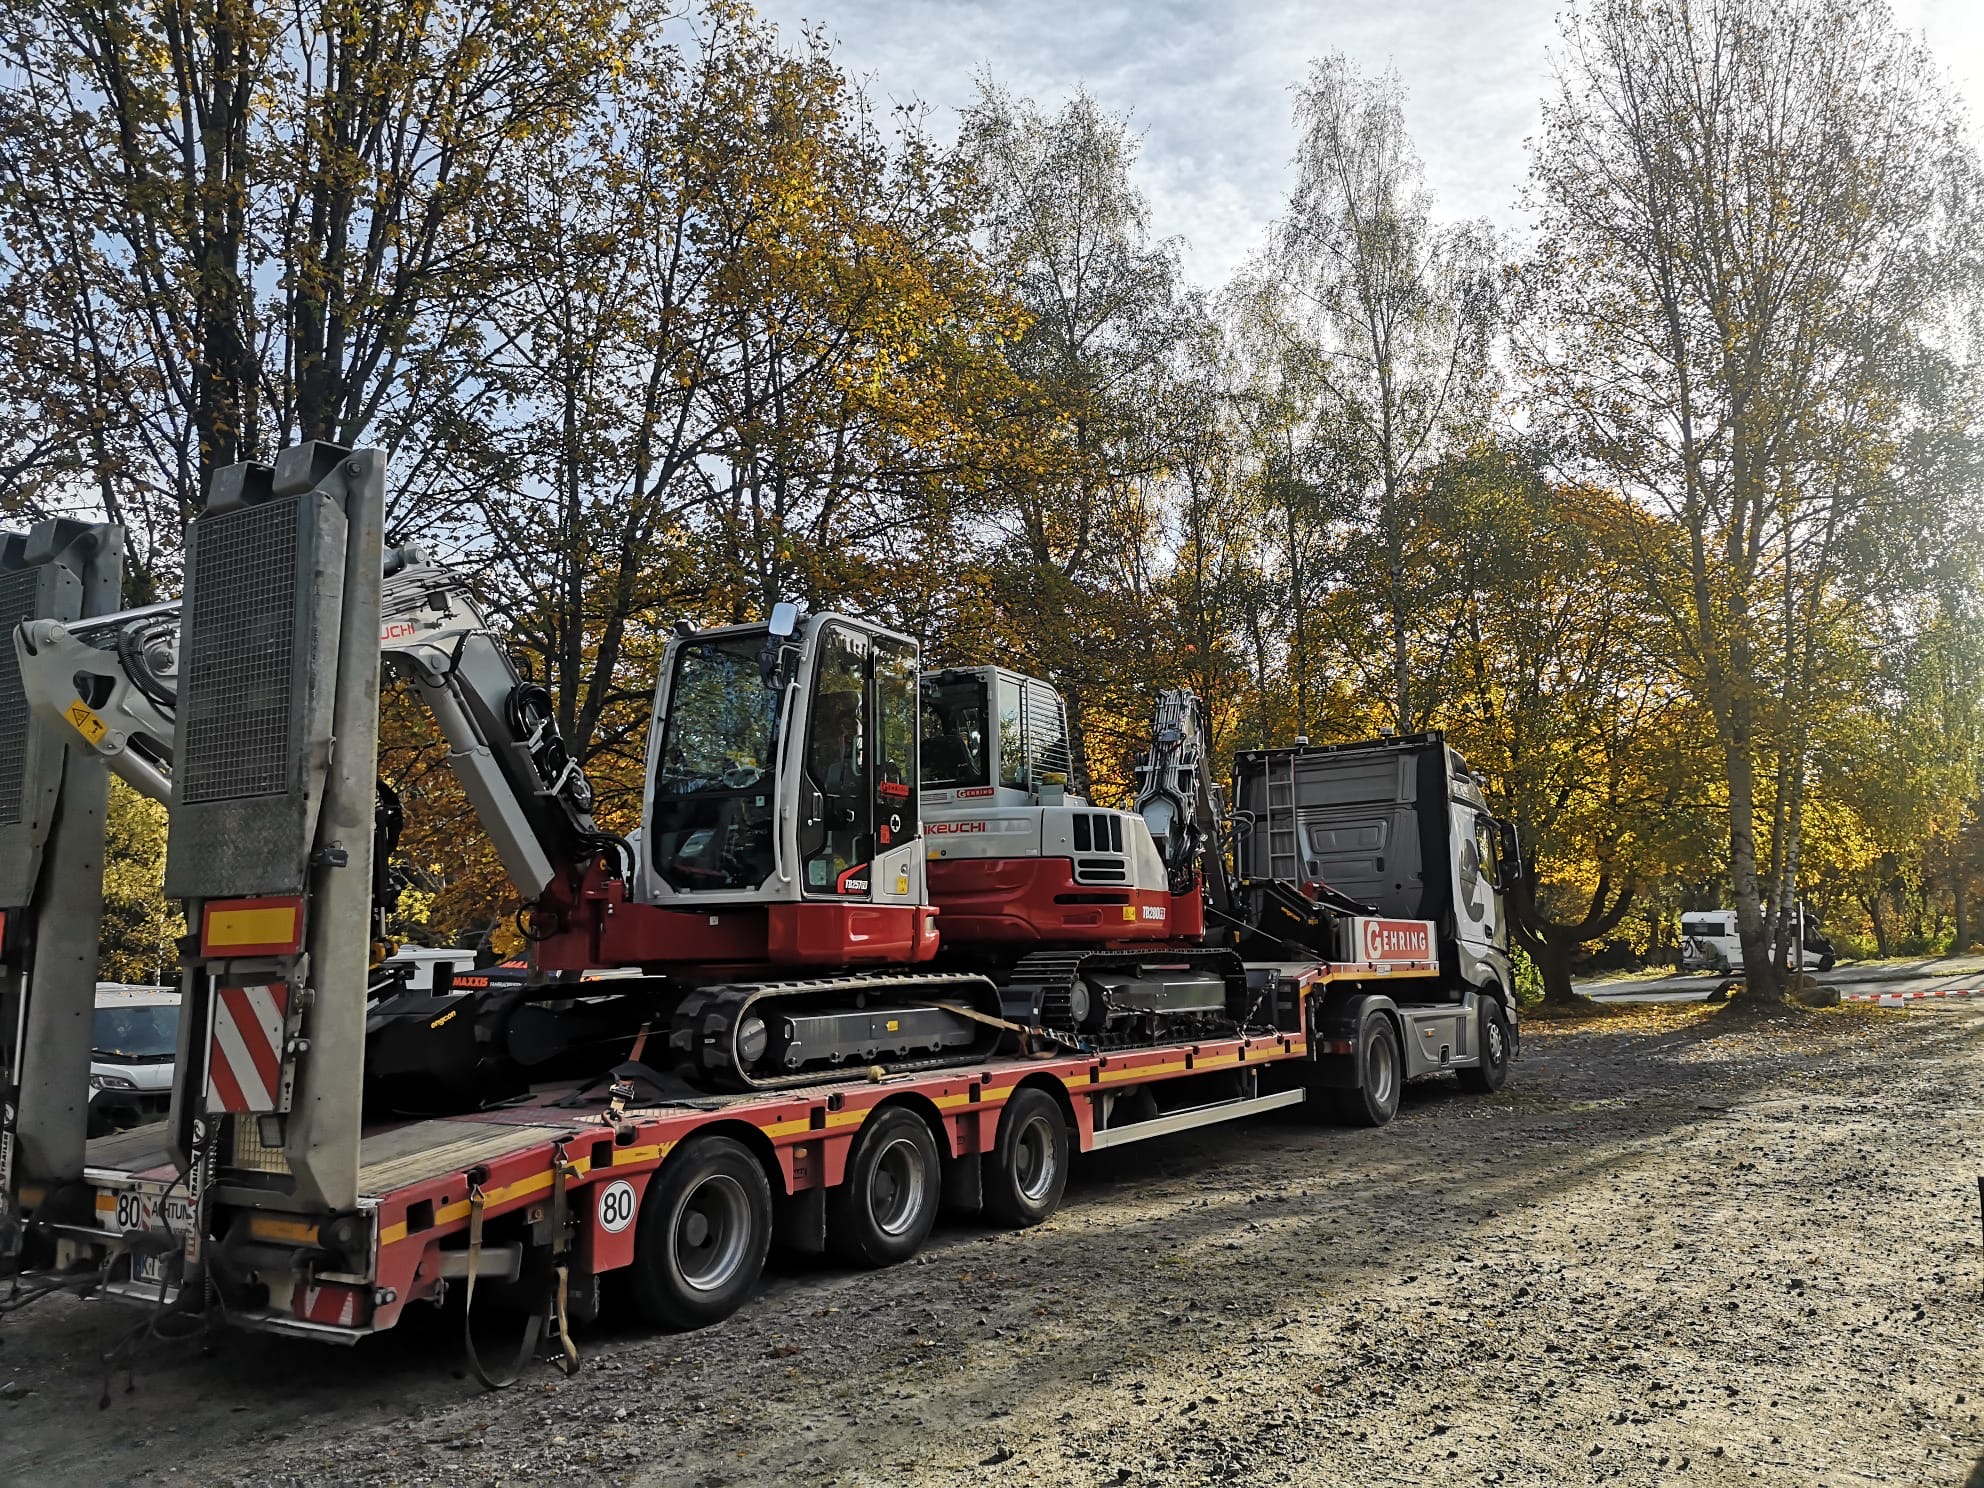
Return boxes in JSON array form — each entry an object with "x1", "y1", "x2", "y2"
[
  {"x1": 83, "y1": 1123, "x2": 178, "y2": 1180},
  {"x1": 358, "y1": 1120, "x2": 580, "y2": 1199}
]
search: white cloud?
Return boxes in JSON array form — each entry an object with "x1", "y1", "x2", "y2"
[{"x1": 754, "y1": 0, "x2": 1983, "y2": 291}]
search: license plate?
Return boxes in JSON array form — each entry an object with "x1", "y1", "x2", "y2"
[
  {"x1": 99, "y1": 1186, "x2": 193, "y2": 1236},
  {"x1": 134, "y1": 1249, "x2": 175, "y2": 1286}
]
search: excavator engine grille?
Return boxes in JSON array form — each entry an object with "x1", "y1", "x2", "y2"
[
  {"x1": 0, "y1": 565, "x2": 35, "y2": 826},
  {"x1": 178, "y1": 500, "x2": 298, "y2": 804}
]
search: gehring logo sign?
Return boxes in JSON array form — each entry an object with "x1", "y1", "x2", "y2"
[{"x1": 1361, "y1": 918, "x2": 1432, "y2": 961}]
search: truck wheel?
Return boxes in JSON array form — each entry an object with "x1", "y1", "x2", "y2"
[
  {"x1": 1332, "y1": 1014, "x2": 1402, "y2": 1127},
  {"x1": 829, "y1": 1107, "x2": 941, "y2": 1267},
  {"x1": 983, "y1": 1087, "x2": 1069, "y2": 1229},
  {"x1": 1457, "y1": 998, "x2": 1511, "y2": 1094},
  {"x1": 628, "y1": 1135, "x2": 772, "y2": 1330}
]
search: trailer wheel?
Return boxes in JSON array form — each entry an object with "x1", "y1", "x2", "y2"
[
  {"x1": 1457, "y1": 997, "x2": 1510, "y2": 1094},
  {"x1": 1333, "y1": 1014, "x2": 1402, "y2": 1127},
  {"x1": 983, "y1": 1087, "x2": 1069, "y2": 1229},
  {"x1": 829, "y1": 1107, "x2": 941, "y2": 1267},
  {"x1": 627, "y1": 1135, "x2": 772, "y2": 1330}
]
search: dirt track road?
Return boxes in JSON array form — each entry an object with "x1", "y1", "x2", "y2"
[{"x1": 4, "y1": 1001, "x2": 1982, "y2": 1488}]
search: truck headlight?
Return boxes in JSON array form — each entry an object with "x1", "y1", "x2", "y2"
[{"x1": 90, "y1": 1072, "x2": 139, "y2": 1091}]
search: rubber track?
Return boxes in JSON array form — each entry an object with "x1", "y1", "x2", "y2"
[
  {"x1": 1002, "y1": 946, "x2": 1268, "y2": 1052},
  {"x1": 672, "y1": 971, "x2": 1005, "y2": 1092}
]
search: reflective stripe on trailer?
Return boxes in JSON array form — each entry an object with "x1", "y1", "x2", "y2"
[{"x1": 207, "y1": 983, "x2": 289, "y2": 1113}]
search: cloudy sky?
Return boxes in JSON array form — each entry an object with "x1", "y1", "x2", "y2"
[{"x1": 751, "y1": 0, "x2": 1984, "y2": 290}]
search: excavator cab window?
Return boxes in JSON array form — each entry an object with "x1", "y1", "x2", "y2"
[
  {"x1": 649, "y1": 631, "x2": 782, "y2": 892},
  {"x1": 990, "y1": 673, "x2": 1071, "y2": 793},
  {"x1": 918, "y1": 673, "x2": 988, "y2": 788},
  {"x1": 997, "y1": 675, "x2": 1026, "y2": 788},
  {"x1": 802, "y1": 625, "x2": 873, "y2": 894}
]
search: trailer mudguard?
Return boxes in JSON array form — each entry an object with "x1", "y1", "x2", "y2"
[{"x1": 1305, "y1": 989, "x2": 1399, "y2": 1089}]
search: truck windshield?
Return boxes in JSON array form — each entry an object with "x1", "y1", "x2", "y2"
[
  {"x1": 920, "y1": 674, "x2": 989, "y2": 788},
  {"x1": 650, "y1": 631, "x2": 782, "y2": 892},
  {"x1": 92, "y1": 1004, "x2": 179, "y2": 1059}
]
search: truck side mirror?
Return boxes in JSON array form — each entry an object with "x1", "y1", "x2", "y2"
[
  {"x1": 1495, "y1": 819, "x2": 1522, "y2": 884},
  {"x1": 767, "y1": 601, "x2": 798, "y2": 638}
]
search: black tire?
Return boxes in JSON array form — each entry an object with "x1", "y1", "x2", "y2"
[
  {"x1": 828, "y1": 1107, "x2": 941, "y2": 1267},
  {"x1": 1457, "y1": 997, "x2": 1511, "y2": 1094},
  {"x1": 627, "y1": 1134, "x2": 772, "y2": 1331},
  {"x1": 1817, "y1": 954, "x2": 1837, "y2": 972},
  {"x1": 1331, "y1": 1014, "x2": 1403, "y2": 1127},
  {"x1": 983, "y1": 1086, "x2": 1069, "y2": 1229}
]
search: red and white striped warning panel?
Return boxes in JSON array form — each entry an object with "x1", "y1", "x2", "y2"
[
  {"x1": 1840, "y1": 983, "x2": 1983, "y2": 1005},
  {"x1": 206, "y1": 983, "x2": 290, "y2": 1113}
]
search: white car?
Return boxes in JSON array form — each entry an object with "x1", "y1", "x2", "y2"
[{"x1": 90, "y1": 984, "x2": 180, "y2": 1136}]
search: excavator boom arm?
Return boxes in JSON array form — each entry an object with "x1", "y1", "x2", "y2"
[
  {"x1": 11, "y1": 555, "x2": 606, "y2": 903},
  {"x1": 1132, "y1": 688, "x2": 1233, "y2": 913}
]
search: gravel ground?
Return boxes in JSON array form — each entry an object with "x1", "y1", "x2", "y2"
[{"x1": 3, "y1": 999, "x2": 1981, "y2": 1488}]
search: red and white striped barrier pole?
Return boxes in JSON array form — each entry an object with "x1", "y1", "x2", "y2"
[{"x1": 1838, "y1": 983, "x2": 1984, "y2": 1005}]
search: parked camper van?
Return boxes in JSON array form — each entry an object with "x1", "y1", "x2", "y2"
[{"x1": 1680, "y1": 908, "x2": 1837, "y2": 973}]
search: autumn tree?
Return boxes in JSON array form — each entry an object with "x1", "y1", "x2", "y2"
[
  {"x1": 0, "y1": 0, "x2": 649, "y2": 595},
  {"x1": 387, "y1": 7, "x2": 1031, "y2": 932},
  {"x1": 1525, "y1": 0, "x2": 1984, "y2": 996},
  {"x1": 1160, "y1": 319, "x2": 1290, "y2": 757},
  {"x1": 953, "y1": 83, "x2": 1193, "y2": 790},
  {"x1": 96, "y1": 781, "x2": 181, "y2": 984},
  {"x1": 1416, "y1": 445, "x2": 1717, "y2": 1001},
  {"x1": 1265, "y1": 56, "x2": 1498, "y2": 732},
  {"x1": 448, "y1": 9, "x2": 1023, "y2": 802}
]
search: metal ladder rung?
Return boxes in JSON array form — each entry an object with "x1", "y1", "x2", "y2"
[{"x1": 1267, "y1": 754, "x2": 1300, "y2": 880}]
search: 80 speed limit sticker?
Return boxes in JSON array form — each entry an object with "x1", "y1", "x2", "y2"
[{"x1": 596, "y1": 1178, "x2": 637, "y2": 1233}]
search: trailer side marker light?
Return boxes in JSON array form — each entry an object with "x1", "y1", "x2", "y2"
[
  {"x1": 1321, "y1": 1038, "x2": 1355, "y2": 1055},
  {"x1": 248, "y1": 1213, "x2": 321, "y2": 1246},
  {"x1": 202, "y1": 896, "x2": 305, "y2": 957}
]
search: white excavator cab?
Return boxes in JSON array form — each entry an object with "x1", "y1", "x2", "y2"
[
  {"x1": 637, "y1": 610, "x2": 926, "y2": 914},
  {"x1": 917, "y1": 665, "x2": 1079, "y2": 812}
]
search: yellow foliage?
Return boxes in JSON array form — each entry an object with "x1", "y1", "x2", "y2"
[{"x1": 98, "y1": 779, "x2": 182, "y2": 984}]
